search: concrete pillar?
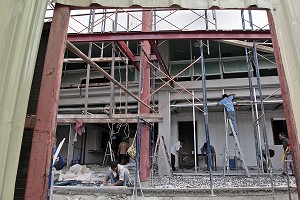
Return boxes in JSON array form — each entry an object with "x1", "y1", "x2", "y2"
[{"x1": 158, "y1": 91, "x2": 172, "y2": 175}]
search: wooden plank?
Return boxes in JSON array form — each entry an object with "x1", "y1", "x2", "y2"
[
  {"x1": 216, "y1": 40, "x2": 274, "y2": 53},
  {"x1": 56, "y1": 113, "x2": 163, "y2": 123},
  {"x1": 63, "y1": 57, "x2": 124, "y2": 63}
]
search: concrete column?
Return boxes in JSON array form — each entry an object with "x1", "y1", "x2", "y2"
[
  {"x1": 158, "y1": 91, "x2": 172, "y2": 175},
  {"x1": 24, "y1": 4, "x2": 70, "y2": 200}
]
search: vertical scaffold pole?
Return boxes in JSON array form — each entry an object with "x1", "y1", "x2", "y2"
[
  {"x1": 241, "y1": 10, "x2": 263, "y2": 176},
  {"x1": 192, "y1": 91, "x2": 197, "y2": 173},
  {"x1": 200, "y1": 40, "x2": 214, "y2": 195},
  {"x1": 109, "y1": 10, "x2": 118, "y2": 115},
  {"x1": 133, "y1": 44, "x2": 145, "y2": 197},
  {"x1": 252, "y1": 42, "x2": 271, "y2": 169},
  {"x1": 84, "y1": 9, "x2": 95, "y2": 114},
  {"x1": 150, "y1": 123, "x2": 155, "y2": 186}
]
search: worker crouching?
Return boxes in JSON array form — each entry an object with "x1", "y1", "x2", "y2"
[{"x1": 103, "y1": 161, "x2": 130, "y2": 186}]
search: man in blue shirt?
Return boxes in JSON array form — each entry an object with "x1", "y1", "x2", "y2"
[{"x1": 218, "y1": 94, "x2": 238, "y2": 136}]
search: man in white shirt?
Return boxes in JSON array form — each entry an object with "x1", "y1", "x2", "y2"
[
  {"x1": 170, "y1": 140, "x2": 185, "y2": 171},
  {"x1": 103, "y1": 161, "x2": 129, "y2": 186}
]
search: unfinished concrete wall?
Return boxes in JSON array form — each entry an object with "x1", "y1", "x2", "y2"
[
  {"x1": 158, "y1": 90, "x2": 172, "y2": 175},
  {"x1": 170, "y1": 109, "x2": 286, "y2": 170},
  {"x1": 56, "y1": 125, "x2": 71, "y2": 163},
  {"x1": 84, "y1": 125, "x2": 103, "y2": 164}
]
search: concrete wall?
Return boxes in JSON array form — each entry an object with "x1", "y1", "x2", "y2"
[
  {"x1": 84, "y1": 124, "x2": 103, "y2": 164},
  {"x1": 166, "y1": 108, "x2": 286, "y2": 170},
  {"x1": 56, "y1": 125, "x2": 71, "y2": 164},
  {"x1": 56, "y1": 124, "x2": 107, "y2": 166}
]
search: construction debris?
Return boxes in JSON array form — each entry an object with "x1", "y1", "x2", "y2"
[{"x1": 151, "y1": 174, "x2": 296, "y2": 189}]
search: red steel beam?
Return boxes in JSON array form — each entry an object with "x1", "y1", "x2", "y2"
[
  {"x1": 116, "y1": 41, "x2": 140, "y2": 70},
  {"x1": 148, "y1": 40, "x2": 171, "y2": 79},
  {"x1": 24, "y1": 4, "x2": 70, "y2": 200},
  {"x1": 267, "y1": 11, "x2": 300, "y2": 197},
  {"x1": 68, "y1": 30, "x2": 271, "y2": 42},
  {"x1": 140, "y1": 10, "x2": 152, "y2": 183}
]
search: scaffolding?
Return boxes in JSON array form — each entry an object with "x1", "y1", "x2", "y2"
[{"x1": 23, "y1": 3, "x2": 298, "y2": 199}]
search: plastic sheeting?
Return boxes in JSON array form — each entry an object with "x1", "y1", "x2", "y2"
[{"x1": 0, "y1": 1, "x2": 47, "y2": 199}]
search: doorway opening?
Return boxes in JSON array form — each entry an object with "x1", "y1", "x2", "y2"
[{"x1": 178, "y1": 121, "x2": 197, "y2": 168}]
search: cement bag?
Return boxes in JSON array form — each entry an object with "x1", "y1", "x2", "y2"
[{"x1": 127, "y1": 134, "x2": 136, "y2": 160}]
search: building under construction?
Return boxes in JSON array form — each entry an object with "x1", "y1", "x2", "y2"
[{"x1": 1, "y1": 1, "x2": 300, "y2": 200}]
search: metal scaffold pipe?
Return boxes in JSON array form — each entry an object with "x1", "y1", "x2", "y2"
[
  {"x1": 200, "y1": 40, "x2": 214, "y2": 196},
  {"x1": 84, "y1": 9, "x2": 95, "y2": 114},
  {"x1": 241, "y1": 9, "x2": 263, "y2": 176}
]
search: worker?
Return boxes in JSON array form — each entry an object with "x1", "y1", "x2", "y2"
[
  {"x1": 279, "y1": 133, "x2": 294, "y2": 176},
  {"x1": 118, "y1": 138, "x2": 129, "y2": 165},
  {"x1": 103, "y1": 161, "x2": 130, "y2": 186},
  {"x1": 170, "y1": 140, "x2": 186, "y2": 171},
  {"x1": 201, "y1": 142, "x2": 216, "y2": 171},
  {"x1": 218, "y1": 93, "x2": 238, "y2": 136}
]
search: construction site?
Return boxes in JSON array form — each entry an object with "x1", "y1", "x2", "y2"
[{"x1": 1, "y1": 1, "x2": 300, "y2": 200}]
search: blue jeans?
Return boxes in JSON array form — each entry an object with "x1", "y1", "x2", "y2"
[
  {"x1": 228, "y1": 111, "x2": 238, "y2": 134},
  {"x1": 108, "y1": 170, "x2": 129, "y2": 186}
]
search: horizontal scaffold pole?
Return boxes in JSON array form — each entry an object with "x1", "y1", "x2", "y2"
[{"x1": 56, "y1": 113, "x2": 163, "y2": 124}]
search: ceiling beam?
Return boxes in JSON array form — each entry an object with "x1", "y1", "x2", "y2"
[
  {"x1": 68, "y1": 30, "x2": 271, "y2": 43},
  {"x1": 216, "y1": 40, "x2": 273, "y2": 53},
  {"x1": 57, "y1": 113, "x2": 163, "y2": 123}
]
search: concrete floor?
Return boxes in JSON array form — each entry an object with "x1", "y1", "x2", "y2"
[{"x1": 53, "y1": 165, "x2": 297, "y2": 199}]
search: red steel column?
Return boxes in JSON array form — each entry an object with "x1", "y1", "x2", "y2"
[
  {"x1": 267, "y1": 10, "x2": 300, "y2": 197},
  {"x1": 140, "y1": 10, "x2": 152, "y2": 182},
  {"x1": 24, "y1": 4, "x2": 70, "y2": 200}
]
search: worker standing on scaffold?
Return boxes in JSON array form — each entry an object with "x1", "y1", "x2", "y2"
[{"x1": 218, "y1": 93, "x2": 238, "y2": 136}]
